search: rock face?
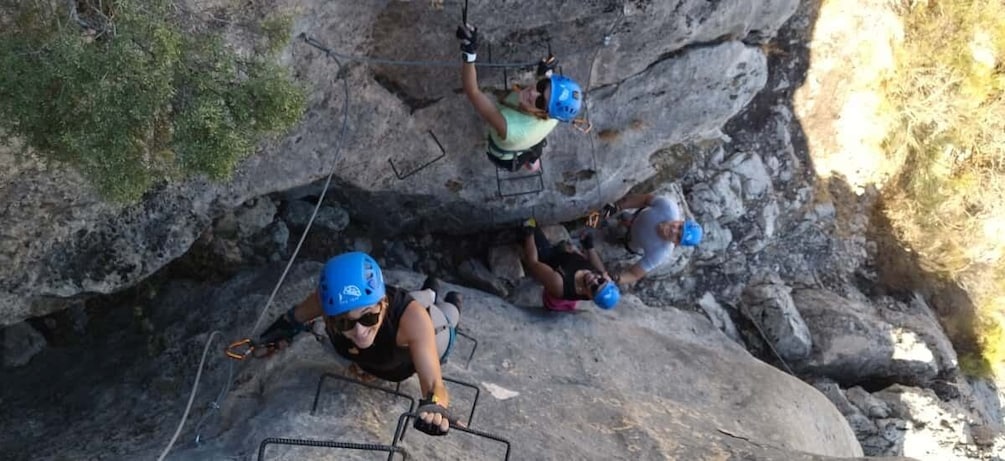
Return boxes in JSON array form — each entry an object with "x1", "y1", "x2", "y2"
[
  {"x1": 792, "y1": 289, "x2": 952, "y2": 387},
  {"x1": 0, "y1": 0, "x2": 799, "y2": 326},
  {"x1": 0, "y1": 264, "x2": 869, "y2": 460},
  {"x1": 742, "y1": 274, "x2": 813, "y2": 361},
  {"x1": 1, "y1": 321, "x2": 47, "y2": 367},
  {"x1": 815, "y1": 379, "x2": 1005, "y2": 461}
]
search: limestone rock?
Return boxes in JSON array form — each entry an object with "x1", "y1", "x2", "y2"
[
  {"x1": 458, "y1": 258, "x2": 508, "y2": 298},
  {"x1": 0, "y1": 1, "x2": 795, "y2": 325},
  {"x1": 696, "y1": 292, "x2": 742, "y2": 345},
  {"x1": 280, "y1": 200, "x2": 350, "y2": 233},
  {"x1": 845, "y1": 386, "x2": 891, "y2": 419},
  {"x1": 2, "y1": 321, "x2": 47, "y2": 368},
  {"x1": 812, "y1": 380, "x2": 859, "y2": 417},
  {"x1": 741, "y1": 274, "x2": 812, "y2": 361},
  {"x1": 791, "y1": 289, "x2": 940, "y2": 386},
  {"x1": 725, "y1": 151, "x2": 773, "y2": 200},
  {"x1": 215, "y1": 197, "x2": 276, "y2": 240},
  {"x1": 487, "y1": 244, "x2": 524, "y2": 285},
  {"x1": 870, "y1": 385, "x2": 976, "y2": 460},
  {"x1": 0, "y1": 264, "x2": 868, "y2": 460}
]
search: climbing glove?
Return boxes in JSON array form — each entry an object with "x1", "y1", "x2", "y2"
[
  {"x1": 520, "y1": 217, "x2": 538, "y2": 239},
  {"x1": 414, "y1": 399, "x2": 455, "y2": 436},
  {"x1": 536, "y1": 54, "x2": 557, "y2": 77},
  {"x1": 600, "y1": 202, "x2": 620, "y2": 219},
  {"x1": 455, "y1": 24, "x2": 478, "y2": 63},
  {"x1": 259, "y1": 306, "x2": 306, "y2": 346}
]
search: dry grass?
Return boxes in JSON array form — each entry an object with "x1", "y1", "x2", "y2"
[{"x1": 881, "y1": 0, "x2": 1005, "y2": 375}]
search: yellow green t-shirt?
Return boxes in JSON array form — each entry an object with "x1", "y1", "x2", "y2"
[{"x1": 487, "y1": 92, "x2": 559, "y2": 152}]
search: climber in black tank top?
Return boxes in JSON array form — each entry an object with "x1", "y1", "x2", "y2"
[
  {"x1": 327, "y1": 285, "x2": 417, "y2": 382},
  {"x1": 253, "y1": 252, "x2": 463, "y2": 437},
  {"x1": 519, "y1": 219, "x2": 621, "y2": 311}
]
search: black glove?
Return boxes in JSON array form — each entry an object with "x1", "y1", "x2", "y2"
[
  {"x1": 455, "y1": 24, "x2": 478, "y2": 62},
  {"x1": 580, "y1": 229, "x2": 595, "y2": 250},
  {"x1": 259, "y1": 307, "x2": 305, "y2": 345},
  {"x1": 414, "y1": 399, "x2": 454, "y2": 436},
  {"x1": 536, "y1": 54, "x2": 557, "y2": 77},
  {"x1": 601, "y1": 202, "x2": 620, "y2": 219}
]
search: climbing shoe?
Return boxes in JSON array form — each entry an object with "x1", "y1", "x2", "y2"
[
  {"x1": 444, "y1": 291, "x2": 463, "y2": 314},
  {"x1": 421, "y1": 276, "x2": 441, "y2": 303}
]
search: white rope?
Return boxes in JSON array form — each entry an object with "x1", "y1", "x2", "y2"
[
  {"x1": 157, "y1": 331, "x2": 221, "y2": 461},
  {"x1": 158, "y1": 38, "x2": 352, "y2": 459}
]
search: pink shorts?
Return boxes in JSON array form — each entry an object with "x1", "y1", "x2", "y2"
[{"x1": 542, "y1": 291, "x2": 578, "y2": 312}]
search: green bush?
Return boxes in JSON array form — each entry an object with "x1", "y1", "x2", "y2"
[{"x1": 0, "y1": 0, "x2": 306, "y2": 202}]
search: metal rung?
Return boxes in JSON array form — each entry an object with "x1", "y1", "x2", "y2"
[
  {"x1": 496, "y1": 162, "x2": 544, "y2": 197},
  {"x1": 456, "y1": 328, "x2": 479, "y2": 369},
  {"x1": 311, "y1": 372, "x2": 417, "y2": 419},
  {"x1": 391, "y1": 412, "x2": 511, "y2": 461},
  {"x1": 258, "y1": 437, "x2": 406, "y2": 461},
  {"x1": 443, "y1": 376, "x2": 480, "y2": 427},
  {"x1": 389, "y1": 130, "x2": 447, "y2": 180}
]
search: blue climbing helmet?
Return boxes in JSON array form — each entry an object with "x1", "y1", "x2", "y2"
[
  {"x1": 546, "y1": 75, "x2": 583, "y2": 122},
  {"x1": 680, "y1": 219, "x2": 703, "y2": 247},
  {"x1": 318, "y1": 252, "x2": 386, "y2": 316},
  {"x1": 593, "y1": 280, "x2": 620, "y2": 310}
]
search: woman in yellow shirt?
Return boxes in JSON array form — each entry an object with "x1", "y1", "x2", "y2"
[{"x1": 457, "y1": 24, "x2": 583, "y2": 172}]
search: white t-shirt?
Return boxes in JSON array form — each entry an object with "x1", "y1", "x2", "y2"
[{"x1": 627, "y1": 196, "x2": 681, "y2": 272}]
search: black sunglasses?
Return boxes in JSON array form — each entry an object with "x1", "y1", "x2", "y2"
[
  {"x1": 330, "y1": 306, "x2": 382, "y2": 331},
  {"x1": 535, "y1": 79, "x2": 549, "y2": 110}
]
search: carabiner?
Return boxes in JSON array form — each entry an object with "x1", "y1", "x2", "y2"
[
  {"x1": 225, "y1": 338, "x2": 255, "y2": 361},
  {"x1": 586, "y1": 211, "x2": 601, "y2": 229}
]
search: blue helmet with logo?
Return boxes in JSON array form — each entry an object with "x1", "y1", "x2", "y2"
[
  {"x1": 593, "y1": 281, "x2": 620, "y2": 310},
  {"x1": 547, "y1": 75, "x2": 583, "y2": 122},
  {"x1": 680, "y1": 219, "x2": 703, "y2": 247},
  {"x1": 318, "y1": 252, "x2": 386, "y2": 316}
]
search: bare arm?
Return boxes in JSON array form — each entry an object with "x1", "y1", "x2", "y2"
[
  {"x1": 616, "y1": 263, "x2": 648, "y2": 287},
  {"x1": 585, "y1": 248, "x2": 607, "y2": 275},
  {"x1": 522, "y1": 234, "x2": 564, "y2": 298},
  {"x1": 615, "y1": 193, "x2": 655, "y2": 211},
  {"x1": 399, "y1": 301, "x2": 450, "y2": 407},
  {"x1": 291, "y1": 290, "x2": 324, "y2": 323},
  {"x1": 461, "y1": 62, "x2": 508, "y2": 137}
]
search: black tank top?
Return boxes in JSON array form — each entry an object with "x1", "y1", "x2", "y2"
[
  {"x1": 543, "y1": 248, "x2": 593, "y2": 301},
  {"x1": 328, "y1": 286, "x2": 416, "y2": 382}
]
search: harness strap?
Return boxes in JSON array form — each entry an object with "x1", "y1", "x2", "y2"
[
  {"x1": 486, "y1": 136, "x2": 523, "y2": 160},
  {"x1": 622, "y1": 207, "x2": 646, "y2": 256}
]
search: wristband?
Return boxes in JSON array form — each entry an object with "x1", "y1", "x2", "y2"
[{"x1": 462, "y1": 52, "x2": 477, "y2": 63}]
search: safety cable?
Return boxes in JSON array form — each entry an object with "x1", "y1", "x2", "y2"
[
  {"x1": 157, "y1": 331, "x2": 221, "y2": 461},
  {"x1": 582, "y1": 3, "x2": 626, "y2": 217},
  {"x1": 159, "y1": 36, "x2": 354, "y2": 460},
  {"x1": 300, "y1": 34, "x2": 536, "y2": 69}
]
